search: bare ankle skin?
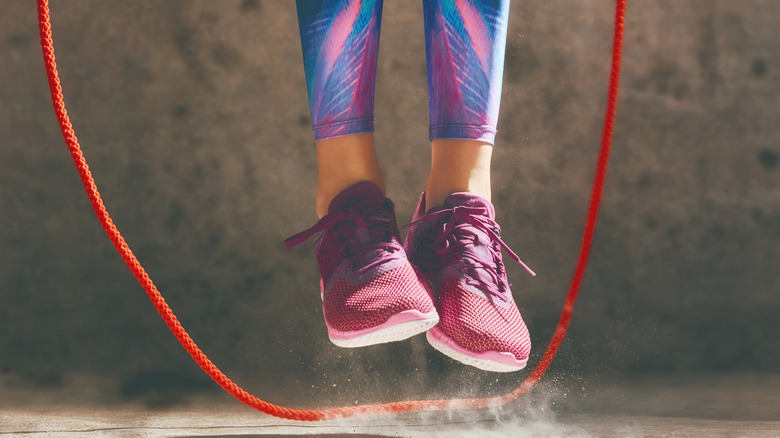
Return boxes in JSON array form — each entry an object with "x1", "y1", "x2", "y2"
[
  {"x1": 425, "y1": 139, "x2": 493, "y2": 211},
  {"x1": 315, "y1": 133, "x2": 386, "y2": 218}
]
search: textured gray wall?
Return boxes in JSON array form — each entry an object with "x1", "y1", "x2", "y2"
[{"x1": 2, "y1": 0, "x2": 779, "y2": 406}]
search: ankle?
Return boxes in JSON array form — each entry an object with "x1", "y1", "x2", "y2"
[
  {"x1": 425, "y1": 176, "x2": 491, "y2": 211},
  {"x1": 315, "y1": 133, "x2": 385, "y2": 218},
  {"x1": 425, "y1": 140, "x2": 492, "y2": 211},
  {"x1": 316, "y1": 179, "x2": 385, "y2": 218}
]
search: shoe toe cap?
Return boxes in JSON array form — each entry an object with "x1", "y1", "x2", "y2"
[
  {"x1": 323, "y1": 263, "x2": 435, "y2": 332},
  {"x1": 436, "y1": 279, "x2": 531, "y2": 362}
]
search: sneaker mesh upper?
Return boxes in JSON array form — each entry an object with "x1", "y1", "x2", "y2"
[
  {"x1": 324, "y1": 262, "x2": 433, "y2": 332},
  {"x1": 435, "y1": 278, "x2": 531, "y2": 359},
  {"x1": 405, "y1": 192, "x2": 532, "y2": 362},
  {"x1": 285, "y1": 182, "x2": 435, "y2": 335}
]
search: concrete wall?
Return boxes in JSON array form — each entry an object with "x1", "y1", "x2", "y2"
[{"x1": 2, "y1": 1, "x2": 778, "y2": 405}]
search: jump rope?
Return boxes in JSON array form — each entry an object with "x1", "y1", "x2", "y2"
[{"x1": 37, "y1": 0, "x2": 627, "y2": 422}]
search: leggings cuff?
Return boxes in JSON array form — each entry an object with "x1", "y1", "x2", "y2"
[
  {"x1": 313, "y1": 118, "x2": 375, "y2": 141},
  {"x1": 429, "y1": 124, "x2": 497, "y2": 146}
]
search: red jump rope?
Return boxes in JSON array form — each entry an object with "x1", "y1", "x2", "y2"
[{"x1": 37, "y1": 0, "x2": 626, "y2": 421}]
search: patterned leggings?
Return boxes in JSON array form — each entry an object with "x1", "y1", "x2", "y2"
[{"x1": 296, "y1": 0, "x2": 510, "y2": 145}]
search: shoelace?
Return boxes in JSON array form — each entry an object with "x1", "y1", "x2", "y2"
[
  {"x1": 284, "y1": 199, "x2": 402, "y2": 276},
  {"x1": 407, "y1": 205, "x2": 535, "y2": 301}
]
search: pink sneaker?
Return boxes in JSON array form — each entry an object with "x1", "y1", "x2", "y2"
[
  {"x1": 404, "y1": 192, "x2": 535, "y2": 372},
  {"x1": 285, "y1": 182, "x2": 438, "y2": 348}
]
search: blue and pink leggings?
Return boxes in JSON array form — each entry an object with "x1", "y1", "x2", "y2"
[{"x1": 296, "y1": 0, "x2": 510, "y2": 145}]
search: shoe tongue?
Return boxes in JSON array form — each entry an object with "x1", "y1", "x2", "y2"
[
  {"x1": 442, "y1": 192, "x2": 495, "y2": 220},
  {"x1": 328, "y1": 182, "x2": 384, "y2": 215}
]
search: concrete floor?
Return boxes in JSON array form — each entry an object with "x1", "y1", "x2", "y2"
[{"x1": 2, "y1": 374, "x2": 779, "y2": 437}]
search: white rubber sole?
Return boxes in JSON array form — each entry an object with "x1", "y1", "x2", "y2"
[
  {"x1": 329, "y1": 310, "x2": 440, "y2": 348},
  {"x1": 426, "y1": 329, "x2": 528, "y2": 373}
]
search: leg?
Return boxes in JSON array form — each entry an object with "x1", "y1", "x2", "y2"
[
  {"x1": 426, "y1": 139, "x2": 492, "y2": 209},
  {"x1": 316, "y1": 133, "x2": 384, "y2": 218},
  {"x1": 296, "y1": 0, "x2": 386, "y2": 217},
  {"x1": 289, "y1": 1, "x2": 438, "y2": 348},
  {"x1": 405, "y1": 0, "x2": 532, "y2": 372},
  {"x1": 422, "y1": 0, "x2": 510, "y2": 210}
]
